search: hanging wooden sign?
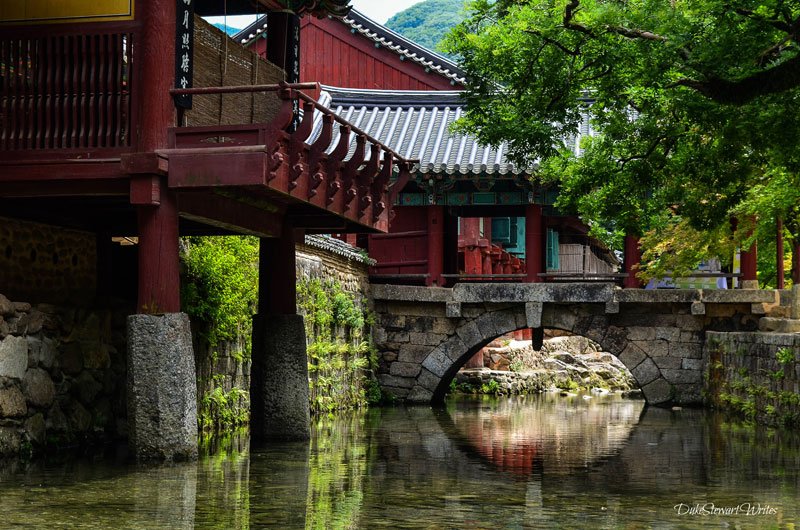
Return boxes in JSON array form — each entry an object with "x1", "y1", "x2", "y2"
[
  {"x1": 174, "y1": 0, "x2": 194, "y2": 109},
  {"x1": 0, "y1": 0, "x2": 134, "y2": 24}
]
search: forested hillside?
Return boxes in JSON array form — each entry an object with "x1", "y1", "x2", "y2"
[{"x1": 385, "y1": 0, "x2": 466, "y2": 55}]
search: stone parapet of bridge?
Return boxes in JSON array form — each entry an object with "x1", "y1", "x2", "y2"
[{"x1": 370, "y1": 283, "x2": 778, "y2": 406}]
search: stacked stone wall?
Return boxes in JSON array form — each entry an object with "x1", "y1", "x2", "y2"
[
  {"x1": 295, "y1": 242, "x2": 371, "y2": 296},
  {"x1": 0, "y1": 217, "x2": 96, "y2": 305},
  {"x1": 0, "y1": 293, "x2": 128, "y2": 456},
  {"x1": 705, "y1": 331, "x2": 800, "y2": 426}
]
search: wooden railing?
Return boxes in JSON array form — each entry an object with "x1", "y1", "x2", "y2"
[{"x1": 0, "y1": 28, "x2": 135, "y2": 152}]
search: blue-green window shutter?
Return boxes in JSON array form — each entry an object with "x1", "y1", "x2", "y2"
[{"x1": 546, "y1": 229, "x2": 560, "y2": 270}]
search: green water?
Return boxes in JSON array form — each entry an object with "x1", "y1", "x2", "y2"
[{"x1": 1, "y1": 393, "x2": 799, "y2": 528}]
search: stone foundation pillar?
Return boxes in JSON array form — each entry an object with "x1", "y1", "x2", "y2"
[
  {"x1": 127, "y1": 313, "x2": 197, "y2": 461},
  {"x1": 250, "y1": 314, "x2": 310, "y2": 441}
]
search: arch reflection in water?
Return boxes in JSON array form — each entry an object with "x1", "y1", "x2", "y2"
[
  {"x1": 440, "y1": 394, "x2": 646, "y2": 477},
  {"x1": 1, "y1": 397, "x2": 800, "y2": 527}
]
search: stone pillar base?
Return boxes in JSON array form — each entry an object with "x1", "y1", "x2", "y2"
[
  {"x1": 740, "y1": 279, "x2": 759, "y2": 290},
  {"x1": 251, "y1": 314, "x2": 310, "y2": 442},
  {"x1": 127, "y1": 313, "x2": 198, "y2": 461}
]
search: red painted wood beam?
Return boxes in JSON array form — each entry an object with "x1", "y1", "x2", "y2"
[
  {"x1": 777, "y1": 218, "x2": 785, "y2": 289},
  {"x1": 137, "y1": 0, "x2": 175, "y2": 152},
  {"x1": 258, "y1": 223, "x2": 300, "y2": 315},
  {"x1": 177, "y1": 191, "x2": 284, "y2": 238},
  {"x1": 427, "y1": 206, "x2": 445, "y2": 287},
  {"x1": 793, "y1": 241, "x2": 800, "y2": 285},
  {"x1": 623, "y1": 235, "x2": 643, "y2": 288},
  {"x1": 0, "y1": 159, "x2": 125, "y2": 182},
  {"x1": 0, "y1": 179, "x2": 129, "y2": 198},
  {"x1": 740, "y1": 241, "x2": 758, "y2": 284},
  {"x1": 136, "y1": 178, "x2": 181, "y2": 313},
  {"x1": 525, "y1": 204, "x2": 543, "y2": 283}
]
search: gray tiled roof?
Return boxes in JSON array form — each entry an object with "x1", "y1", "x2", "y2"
[
  {"x1": 310, "y1": 86, "x2": 597, "y2": 177},
  {"x1": 312, "y1": 86, "x2": 528, "y2": 176},
  {"x1": 302, "y1": 235, "x2": 375, "y2": 265},
  {"x1": 233, "y1": 9, "x2": 467, "y2": 86}
]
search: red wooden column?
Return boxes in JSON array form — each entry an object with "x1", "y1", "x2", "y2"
[
  {"x1": 525, "y1": 205, "x2": 543, "y2": 283},
  {"x1": 462, "y1": 218, "x2": 482, "y2": 275},
  {"x1": 259, "y1": 223, "x2": 299, "y2": 315},
  {"x1": 138, "y1": 0, "x2": 175, "y2": 153},
  {"x1": 137, "y1": 181, "x2": 181, "y2": 313},
  {"x1": 793, "y1": 241, "x2": 800, "y2": 286},
  {"x1": 776, "y1": 218, "x2": 785, "y2": 289},
  {"x1": 427, "y1": 206, "x2": 445, "y2": 286},
  {"x1": 740, "y1": 239, "x2": 758, "y2": 287},
  {"x1": 134, "y1": 0, "x2": 180, "y2": 312},
  {"x1": 623, "y1": 235, "x2": 643, "y2": 288}
]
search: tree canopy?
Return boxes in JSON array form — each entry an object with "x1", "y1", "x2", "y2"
[
  {"x1": 444, "y1": 0, "x2": 800, "y2": 280},
  {"x1": 386, "y1": 0, "x2": 467, "y2": 56}
]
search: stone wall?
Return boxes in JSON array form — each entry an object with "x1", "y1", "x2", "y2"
[
  {"x1": 706, "y1": 331, "x2": 800, "y2": 426},
  {"x1": 0, "y1": 217, "x2": 96, "y2": 305},
  {"x1": 194, "y1": 336, "x2": 251, "y2": 431},
  {"x1": 0, "y1": 293, "x2": 128, "y2": 456},
  {"x1": 296, "y1": 236, "x2": 372, "y2": 296}
]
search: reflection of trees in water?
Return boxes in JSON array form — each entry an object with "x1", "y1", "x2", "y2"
[
  {"x1": 305, "y1": 414, "x2": 369, "y2": 529},
  {"x1": 2, "y1": 400, "x2": 800, "y2": 528},
  {"x1": 445, "y1": 395, "x2": 646, "y2": 476}
]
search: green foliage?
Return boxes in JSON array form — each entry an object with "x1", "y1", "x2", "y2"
[
  {"x1": 181, "y1": 236, "x2": 259, "y2": 348},
  {"x1": 385, "y1": 0, "x2": 467, "y2": 57},
  {"x1": 776, "y1": 347, "x2": 796, "y2": 365},
  {"x1": 480, "y1": 379, "x2": 501, "y2": 395},
  {"x1": 299, "y1": 278, "x2": 378, "y2": 416},
  {"x1": 306, "y1": 415, "x2": 368, "y2": 529},
  {"x1": 557, "y1": 379, "x2": 581, "y2": 392},
  {"x1": 508, "y1": 359, "x2": 525, "y2": 373},
  {"x1": 445, "y1": 0, "x2": 800, "y2": 278},
  {"x1": 199, "y1": 385, "x2": 250, "y2": 432}
]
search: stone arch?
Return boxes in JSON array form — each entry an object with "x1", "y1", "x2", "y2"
[{"x1": 407, "y1": 303, "x2": 675, "y2": 405}]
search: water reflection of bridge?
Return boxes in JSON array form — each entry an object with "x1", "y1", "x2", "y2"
[
  {"x1": 440, "y1": 395, "x2": 646, "y2": 477},
  {"x1": 2, "y1": 399, "x2": 799, "y2": 527}
]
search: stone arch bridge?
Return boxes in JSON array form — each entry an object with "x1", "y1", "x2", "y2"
[{"x1": 371, "y1": 283, "x2": 777, "y2": 405}]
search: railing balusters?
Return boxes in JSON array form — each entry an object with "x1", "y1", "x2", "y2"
[
  {"x1": 109, "y1": 35, "x2": 122, "y2": 147},
  {"x1": 44, "y1": 36, "x2": 54, "y2": 148},
  {"x1": 35, "y1": 37, "x2": 45, "y2": 148},
  {"x1": 78, "y1": 35, "x2": 87, "y2": 148},
  {"x1": 70, "y1": 35, "x2": 79, "y2": 148},
  {"x1": 1, "y1": 28, "x2": 134, "y2": 152},
  {"x1": 99, "y1": 34, "x2": 109, "y2": 147},
  {"x1": 1, "y1": 38, "x2": 9, "y2": 150},
  {"x1": 12, "y1": 41, "x2": 25, "y2": 149},
  {"x1": 55, "y1": 35, "x2": 65, "y2": 148},
  {"x1": 25, "y1": 40, "x2": 35, "y2": 149},
  {"x1": 87, "y1": 34, "x2": 97, "y2": 147}
]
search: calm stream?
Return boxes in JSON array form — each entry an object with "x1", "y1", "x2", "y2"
[{"x1": 1, "y1": 394, "x2": 799, "y2": 528}]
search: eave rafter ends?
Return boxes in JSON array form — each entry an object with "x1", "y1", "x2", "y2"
[
  {"x1": 167, "y1": 82, "x2": 415, "y2": 231},
  {"x1": 270, "y1": 0, "x2": 351, "y2": 18}
]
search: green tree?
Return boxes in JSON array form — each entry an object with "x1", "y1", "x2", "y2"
[
  {"x1": 386, "y1": 0, "x2": 468, "y2": 56},
  {"x1": 445, "y1": 0, "x2": 800, "y2": 281},
  {"x1": 181, "y1": 236, "x2": 259, "y2": 346}
]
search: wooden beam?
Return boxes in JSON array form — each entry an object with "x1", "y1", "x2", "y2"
[
  {"x1": 177, "y1": 191, "x2": 284, "y2": 238},
  {"x1": 0, "y1": 159, "x2": 125, "y2": 182},
  {"x1": 121, "y1": 152, "x2": 169, "y2": 175},
  {"x1": 0, "y1": 179, "x2": 129, "y2": 198}
]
